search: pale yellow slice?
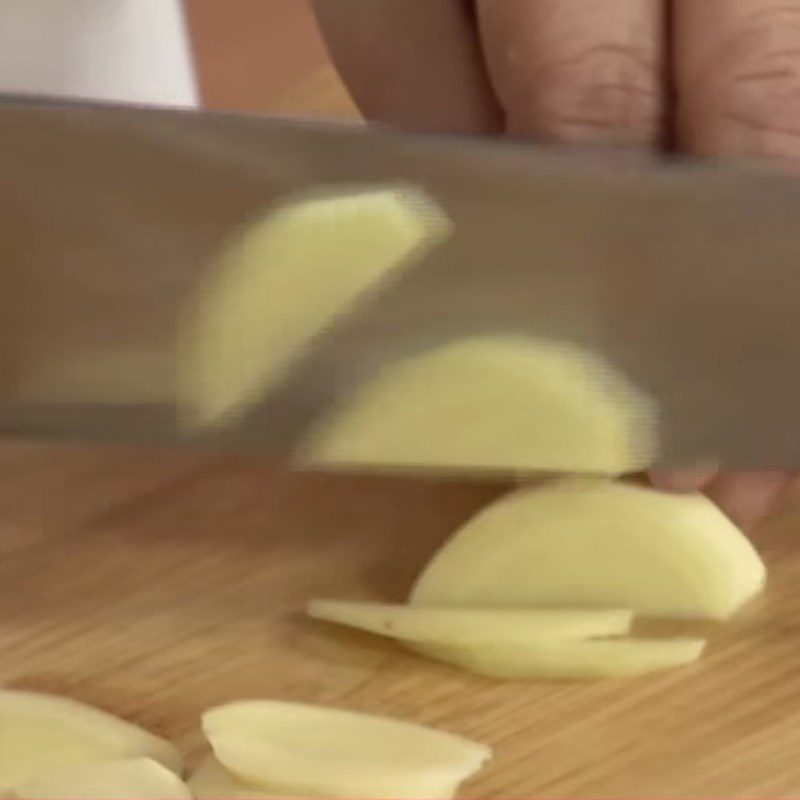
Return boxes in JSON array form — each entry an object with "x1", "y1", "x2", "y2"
[
  {"x1": 299, "y1": 336, "x2": 656, "y2": 474},
  {"x1": 189, "y1": 755, "x2": 304, "y2": 800},
  {"x1": 0, "y1": 690, "x2": 182, "y2": 794},
  {"x1": 307, "y1": 600, "x2": 633, "y2": 645},
  {"x1": 412, "y1": 478, "x2": 765, "y2": 620},
  {"x1": 182, "y1": 186, "x2": 450, "y2": 428},
  {"x1": 15, "y1": 757, "x2": 191, "y2": 800},
  {"x1": 202, "y1": 699, "x2": 491, "y2": 800},
  {"x1": 422, "y1": 637, "x2": 706, "y2": 680}
]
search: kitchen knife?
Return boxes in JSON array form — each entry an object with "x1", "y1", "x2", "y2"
[{"x1": 1, "y1": 96, "x2": 800, "y2": 469}]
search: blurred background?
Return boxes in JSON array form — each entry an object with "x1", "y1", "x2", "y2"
[{"x1": 185, "y1": 0, "x2": 359, "y2": 119}]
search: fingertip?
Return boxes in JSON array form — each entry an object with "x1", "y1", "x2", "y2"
[
  {"x1": 648, "y1": 464, "x2": 719, "y2": 492},
  {"x1": 312, "y1": 0, "x2": 500, "y2": 134},
  {"x1": 706, "y1": 471, "x2": 794, "y2": 529}
]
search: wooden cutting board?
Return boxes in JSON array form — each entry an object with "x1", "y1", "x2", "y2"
[
  {"x1": 1, "y1": 441, "x2": 799, "y2": 799},
  {"x1": 3, "y1": 4, "x2": 800, "y2": 797}
]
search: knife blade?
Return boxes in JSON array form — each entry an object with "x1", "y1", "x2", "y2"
[{"x1": 1, "y1": 96, "x2": 800, "y2": 470}]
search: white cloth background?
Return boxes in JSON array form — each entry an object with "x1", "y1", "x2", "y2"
[{"x1": 0, "y1": 0, "x2": 198, "y2": 106}]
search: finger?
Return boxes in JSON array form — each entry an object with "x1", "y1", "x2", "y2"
[
  {"x1": 704, "y1": 470, "x2": 794, "y2": 528},
  {"x1": 475, "y1": 0, "x2": 665, "y2": 146},
  {"x1": 311, "y1": 0, "x2": 501, "y2": 134},
  {"x1": 675, "y1": 0, "x2": 800, "y2": 168},
  {"x1": 648, "y1": 464, "x2": 720, "y2": 492}
]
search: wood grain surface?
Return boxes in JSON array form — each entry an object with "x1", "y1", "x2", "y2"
[
  {"x1": 2, "y1": 442, "x2": 800, "y2": 799},
  {"x1": 3, "y1": 4, "x2": 800, "y2": 798}
]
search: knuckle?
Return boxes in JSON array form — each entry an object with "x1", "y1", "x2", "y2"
[
  {"x1": 511, "y1": 46, "x2": 662, "y2": 145},
  {"x1": 697, "y1": 6, "x2": 800, "y2": 156}
]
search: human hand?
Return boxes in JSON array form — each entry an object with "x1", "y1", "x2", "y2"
[{"x1": 312, "y1": 0, "x2": 800, "y2": 527}]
